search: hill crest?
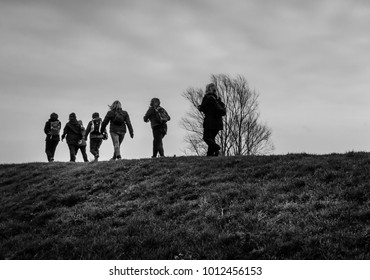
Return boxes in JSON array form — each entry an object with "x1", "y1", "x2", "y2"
[{"x1": 1, "y1": 153, "x2": 369, "y2": 259}]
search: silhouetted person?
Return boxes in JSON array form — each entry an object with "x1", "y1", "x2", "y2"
[
  {"x1": 75, "y1": 120, "x2": 89, "y2": 162},
  {"x1": 198, "y1": 83, "x2": 226, "y2": 156},
  {"x1": 61, "y1": 113, "x2": 83, "y2": 162},
  {"x1": 44, "y1": 112, "x2": 61, "y2": 162},
  {"x1": 85, "y1": 112, "x2": 107, "y2": 162},
  {"x1": 101, "y1": 100, "x2": 134, "y2": 160},
  {"x1": 144, "y1": 98, "x2": 171, "y2": 158}
]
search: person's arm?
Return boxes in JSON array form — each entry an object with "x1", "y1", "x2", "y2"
[
  {"x1": 125, "y1": 113, "x2": 134, "y2": 138},
  {"x1": 165, "y1": 108, "x2": 171, "y2": 121},
  {"x1": 58, "y1": 121, "x2": 62, "y2": 133},
  {"x1": 44, "y1": 121, "x2": 49, "y2": 135},
  {"x1": 78, "y1": 125, "x2": 83, "y2": 141},
  {"x1": 61, "y1": 124, "x2": 68, "y2": 141},
  {"x1": 198, "y1": 96, "x2": 207, "y2": 112},
  {"x1": 84, "y1": 121, "x2": 92, "y2": 140},
  {"x1": 100, "y1": 112, "x2": 110, "y2": 133},
  {"x1": 215, "y1": 98, "x2": 226, "y2": 116},
  {"x1": 143, "y1": 107, "x2": 153, "y2": 122}
]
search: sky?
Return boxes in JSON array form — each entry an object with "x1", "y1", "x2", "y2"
[{"x1": 1, "y1": 0, "x2": 370, "y2": 163}]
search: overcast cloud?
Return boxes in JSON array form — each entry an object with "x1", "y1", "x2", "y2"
[{"x1": 1, "y1": 0, "x2": 370, "y2": 163}]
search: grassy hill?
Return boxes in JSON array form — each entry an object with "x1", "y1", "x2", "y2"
[{"x1": 0, "y1": 153, "x2": 369, "y2": 260}]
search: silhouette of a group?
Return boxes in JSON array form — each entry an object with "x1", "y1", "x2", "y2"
[{"x1": 44, "y1": 83, "x2": 225, "y2": 162}]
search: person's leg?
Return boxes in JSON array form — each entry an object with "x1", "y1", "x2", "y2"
[
  {"x1": 116, "y1": 133, "x2": 125, "y2": 159},
  {"x1": 210, "y1": 129, "x2": 220, "y2": 156},
  {"x1": 110, "y1": 132, "x2": 123, "y2": 159},
  {"x1": 96, "y1": 139, "x2": 103, "y2": 154},
  {"x1": 75, "y1": 146, "x2": 80, "y2": 156},
  {"x1": 203, "y1": 129, "x2": 219, "y2": 156},
  {"x1": 68, "y1": 144, "x2": 77, "y2": 162},
  {"x1": 90, "y1": 139, "x2": 98, "y2": 157},
  {"x1": 152, "y1": 126, "x2": 162, "y2": 157},
  {"x1": 45, "y1": 140, "x2": 52, "y2": 162},
  {"x1": 95, "y1": 139, "x2": 103, "y2": 160},
  {"x1": 158, "y1": 126, "x2": 167, "y2": 157},
  {"x1": 203, "y1": 129, "x2": 214, "y2": 156},
  {"x1": 90, "y1": 139, "x2": 102, "y2": 161},
  {"x1": 158, "y1": 134, "x2": 165, "y2": 157},
  {"x1": 80, "y1": 146, "x2": 88, "y2": 162},
  {"x1": 50, "y1": 140, "x2": 59, "y2": 161}
]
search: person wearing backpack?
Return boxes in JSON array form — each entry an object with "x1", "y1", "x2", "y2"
[
  {"x1": 101, "y1": 100, "x2": 134, "y2": 160},
  {"x1": 84, "y1": 112, "x2": 107, "y2": 162},
  {"x1": 198, "y1": 83, "x2": 226, "y2": 156},
  {"x1": 44, "y1": 112, "x2": 61, "y2": 162},
  {"x1": 75, "y1": 120, "x2": 89, "y2": 162},
  {"x1": 61, "y1": 112, "x2": 83, "y2": 162},
  {"x1": 143, "y1": 98, "x2": 171, "y2": 158}
]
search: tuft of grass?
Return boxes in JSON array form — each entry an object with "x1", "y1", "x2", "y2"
[{"x1": 1, "y1": 153, "x2": 370, "y2": 259}]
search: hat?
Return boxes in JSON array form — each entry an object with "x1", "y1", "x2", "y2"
[
  {"x1": 92, "y1": 112, "x2": 99, "y2": 118},
  {"x1": 69, "y1": 112, "x2": 76, "y2": 119}
]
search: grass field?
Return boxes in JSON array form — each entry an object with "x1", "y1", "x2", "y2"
[{"x1": 0, "y1": 152, "x2": 369, "y2": 259}]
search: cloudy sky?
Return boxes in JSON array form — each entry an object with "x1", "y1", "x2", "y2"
[{"x1": 1, "y1": 0, "x2": 370, "y2": 163}]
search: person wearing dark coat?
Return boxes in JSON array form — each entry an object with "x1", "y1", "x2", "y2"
[
  {"x1": 85, "y1": 112, "x2": 106, "y2": 162},
  {"x1": 144, "y1": 98, "x2": 171, "y2": 158},
  {"x1": 198, "y1": 83, "x2": 226, "y2": 156},
  {"x1": 101, "y1": 100, "x2": 134, "y2": 160},
  {"x1": 44, "y1": 112, "x2": 61, "y2": 162},
  {"x1": 61, "y1": 112, "x2": 83, "y2": 162}
]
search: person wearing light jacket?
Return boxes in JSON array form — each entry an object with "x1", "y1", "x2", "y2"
[{"x1": 85, "y1": 112, "x2": 106, "y2": 162}]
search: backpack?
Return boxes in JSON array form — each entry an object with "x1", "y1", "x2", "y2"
[
  {"x1": 113, "y1": 110, "x2": 125, "y2": 125},
  {"x1": 50, "y1": 121, "x2": 61, "y2": 135},
  {"x1": 92, "y1": 118, "x2": 101, "y2": 133},
  {"x1": 155, "y1": 106, "x2": 170, "y2": 123},
  {"x1": 91, "y1": 118, "x2": 105, "y2": 139}
]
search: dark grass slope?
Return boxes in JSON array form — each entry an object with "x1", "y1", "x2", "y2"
[{"x1": 0, "y1": 152, "x2": 369, "y2": 259}]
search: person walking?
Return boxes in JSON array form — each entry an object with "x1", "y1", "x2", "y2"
[
  {"x1": 198, "y1": 83, "x2": 226, "y2": 156},
  {"x1": 143, "y1": 98, "x2": 170, "y2": 158},
  {"x1": 75, "y1": 120, "x2": 89, "y2": 162},
  {"x1": 101, "y1": 100, "x2": 134, "y2": 160},
  {"x1": 61, "y1": 113, "x2": 83, "y2": 162},
  {"x1": 44, "y1": 112, "x2": 61, "y2": 162},
  {"x1": 84, "y1": 112, "x2": 107, "y2": 162}
]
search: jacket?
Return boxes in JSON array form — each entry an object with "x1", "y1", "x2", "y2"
[
  {"x1": 44, "y1": 116, "x2": 61, "y2": 141},
  {"x1": 85, "y1": 117, "x2": 106, "y2": 140},
  {"x1": 61, "y1": 119, "x2": 83, "y2": 145},
  {"x1": 199, "y1": 93, "x2": 225, "y2": 130},
  {"x1": 143, "y1": 106, "x2": 171, "y2": 128},
  {"x1": 101, "y1": 109, "x2": 134, "y2": 136}
]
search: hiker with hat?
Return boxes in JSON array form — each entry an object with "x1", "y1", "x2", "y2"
[
  {"x1": 61, "y1": 112, "x2": 83, "y2": 162},
  {"x1": 85, "y1": 112, "x2": 107, "y2": 162},
  {"x1": 44, "y1": 112, "x2": 61, "y2": 162}
]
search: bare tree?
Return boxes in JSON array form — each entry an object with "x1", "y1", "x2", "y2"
[{"x1": 181, "y1": 74, "x2": 274, "y2": 156}]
